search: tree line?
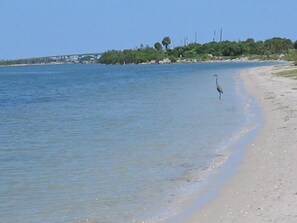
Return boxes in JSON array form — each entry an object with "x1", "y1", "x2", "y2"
[
  {"x1": 1, "y1": 37, "x2": 296, "y2": 66},
  {"x1": 98, "y1": 37, "x2": 297, "y2": 65}
]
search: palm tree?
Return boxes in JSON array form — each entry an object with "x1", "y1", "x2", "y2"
[
  {"x1": 162, "y1": 37, "x2": 171, "y2": 51},
  {"x1": 154, "y1": 42, "x2": 163, "y2": 51}
]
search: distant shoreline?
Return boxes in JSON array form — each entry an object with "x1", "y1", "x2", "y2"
[
  {"x1": 0, "y1": 58, "x2": 283, "y2": 68},
  {"x1": 0, "y1": 63, "x2": 64, "y2": 68},
  {"x1": 2, "y1": 37, "x2": 296, "y2": 66}
]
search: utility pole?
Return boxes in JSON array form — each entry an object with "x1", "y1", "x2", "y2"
[
  {"x1": 213, "y1": 30, "x2": 216, "y2": 42},
  {"x1": 220, "y1": 28, "x2": 223, "y2": 42},
  {"x1": 195, "y1": 32, "x2": 197, "y2": 43}
]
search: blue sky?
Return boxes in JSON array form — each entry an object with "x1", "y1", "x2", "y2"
[{"x1": 0, "y1": 0, "x2": 296, "y2": 59}]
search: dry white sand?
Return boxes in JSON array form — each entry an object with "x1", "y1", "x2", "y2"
[{"x1": 182, "y1": 63, "x2": 297, "y2": 223}]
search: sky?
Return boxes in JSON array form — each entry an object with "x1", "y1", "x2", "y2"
[{"x1": 0, "y1": 0, "x2": 296, "y2": 59}]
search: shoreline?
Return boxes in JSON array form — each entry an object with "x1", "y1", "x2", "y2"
[
  {"x1": 158, "y1": 63, "x2": 265, "y2": 223},
  {"x1": 0, "y1": 59, "x2": 284, "y2": 68},
  {"x1": 180, "y1": 63, "x2": 297, "y2": 222}
]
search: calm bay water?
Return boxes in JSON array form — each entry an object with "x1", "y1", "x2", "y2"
[{"x1": 0, "y1": 62, "x2": 270, "y2": 223}]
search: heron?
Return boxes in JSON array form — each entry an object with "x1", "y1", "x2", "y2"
[{"x1": 214, "y1": 74, "x2": 223, "y2": 99}]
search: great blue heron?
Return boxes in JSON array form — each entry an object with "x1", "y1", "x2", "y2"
[{"x1": 214, "y1": 74, "x2": 223, "y2": 99}]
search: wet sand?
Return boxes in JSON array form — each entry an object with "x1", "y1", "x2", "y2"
[{"x1": 183, "y1": 63, "x2": 297, "y2": 223}]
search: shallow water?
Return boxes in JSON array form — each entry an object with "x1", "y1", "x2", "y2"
[{"x1": 0, "y1": 62, "x2": 272, "y2": 223}]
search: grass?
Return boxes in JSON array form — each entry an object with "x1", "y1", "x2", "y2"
[{"x1": 275, "y1": 68, "x2": 297, "y2": 79}]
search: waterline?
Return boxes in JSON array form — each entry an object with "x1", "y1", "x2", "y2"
[{"x1": 0, "y1": 62, "x2": 273, "y2": 223}]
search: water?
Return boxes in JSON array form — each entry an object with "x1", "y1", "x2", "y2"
[{"x1": 0, "y1": 62, "x2": 271, "y2": 223}]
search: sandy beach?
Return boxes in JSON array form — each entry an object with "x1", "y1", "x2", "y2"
[{"x1": 182, "y1": 63, "x2": 297, "y2": 223}]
